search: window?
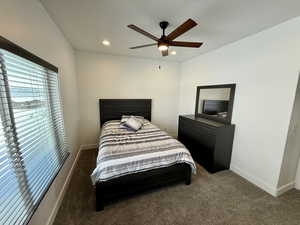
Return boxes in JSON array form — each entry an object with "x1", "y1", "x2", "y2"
[{"x1": 0, "y1": 37, "x2": 68, "y2": 225}]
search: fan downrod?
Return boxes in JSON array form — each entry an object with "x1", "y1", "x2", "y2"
[{"x1": 159, "y1": 21, "x2": 169, "y2": 36}]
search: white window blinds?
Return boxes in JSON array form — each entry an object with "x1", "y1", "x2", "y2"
[{"x1": 0, "y1": 46, "x2": 68, "y2": 225}]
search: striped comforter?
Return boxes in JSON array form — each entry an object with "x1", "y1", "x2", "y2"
[{"x1": 90, "y1": 120, "x2": 196, "y2": 184}]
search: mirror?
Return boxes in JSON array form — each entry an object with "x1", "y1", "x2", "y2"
[{"x1": 195, "y1": 84, "x2": 236, "y2": 124}]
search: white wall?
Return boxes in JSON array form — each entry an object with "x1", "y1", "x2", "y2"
[
  {"x1": 295, "y1": 161, "x2": 300, "y2": 189},
  {"x1": 278, "y1": 76, "x2": 300, "y2": 191},
  {"x1": 0, "y1": 0, "x2": 80, "y2": 224},
  {"x1": 75, "y1": 51, "x2": 180, "y2": 145},
  {"x1": 179, "y1": 17, "x2": 300, "y2": 196}
]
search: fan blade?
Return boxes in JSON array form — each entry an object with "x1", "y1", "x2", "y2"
[
  {"x1": 169, "y1": 41, "x2": 203, "y2": 48},
  {"x1": 161, "y1": 49, "x2": 168, "y2": 56},
  {"x1": 128, "y1": 25, "x2": 159, "y2": 41},
  {"x1": 129, "y1": 43, "x2": 157, "y2": 49},
  {"x1": 166, "y1": 19, "x2": 197, "y2": 41}
]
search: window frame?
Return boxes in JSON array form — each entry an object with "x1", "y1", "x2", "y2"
[{"x1": 0, "y1": 36, "x2": 58, "y2": 73}]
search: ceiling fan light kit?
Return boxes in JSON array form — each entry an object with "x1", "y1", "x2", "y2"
[
  {"x1": 158, "y1": 43, "x2": 168, "y2": 51},
  {"x1": 128, "y1": 18, "x2": 203, "y2": 57},
  {"x1": 102, "y1": 39, "x2": 110, "y2": 46}
]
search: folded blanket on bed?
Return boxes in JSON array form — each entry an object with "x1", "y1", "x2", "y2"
[{"x1": 90, "y1": 120, "x2": 196, "y2": 184}]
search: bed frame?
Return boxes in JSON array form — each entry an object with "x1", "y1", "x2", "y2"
[{"x1": 96, "y1": 99, "x2": 192, "y2": 211}]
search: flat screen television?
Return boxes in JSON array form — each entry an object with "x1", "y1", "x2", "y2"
[{"x1": 202, "y1": 100, "x2": 229, "y2": 115}]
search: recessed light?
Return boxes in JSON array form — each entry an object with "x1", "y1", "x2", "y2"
[
  {"x1": 102, "y1": 40, "x2": 110, "y2": 46},
  {"x1": 171, "y1": 51, "x2": 176, "y2": 55}
]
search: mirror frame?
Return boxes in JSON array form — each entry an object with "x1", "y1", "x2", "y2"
[{"x1": 195, "y1": 83, "x2": 236, "y2": 124}]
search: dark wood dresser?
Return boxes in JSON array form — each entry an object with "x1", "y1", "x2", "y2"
[{"x1": 178, "y1": 115, "x2": 235, "y2": 173}]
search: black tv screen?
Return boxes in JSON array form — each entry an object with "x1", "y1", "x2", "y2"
[{"x1": 202, "y1": 100, "x2": 229, "y2": 115}]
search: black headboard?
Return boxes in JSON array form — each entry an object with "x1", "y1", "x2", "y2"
[{"x1": 99, "y1": 99, "x2": 152, "y2": 126}]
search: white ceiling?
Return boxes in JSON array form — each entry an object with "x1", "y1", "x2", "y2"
[{"x1": 41, "y1": 0, "x2": 300, "y2": 62}]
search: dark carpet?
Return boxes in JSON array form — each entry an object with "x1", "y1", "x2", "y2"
[{"x1": 53, "y1": 149, "x2": 300, "y2": 225}]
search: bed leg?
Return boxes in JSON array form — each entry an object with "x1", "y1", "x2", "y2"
[
  {"x1": 96, "y1": 201, "x2": 104, "y2": 211},
  {"x1": 96, "y1": 184, "x2": 104, "y2": 211},
  {"x1": 185, "y1": 167, "x2": 191, "y2": 185},
  {"x1": 185, "y1": 176, "x2": 191, "y2": 185}
]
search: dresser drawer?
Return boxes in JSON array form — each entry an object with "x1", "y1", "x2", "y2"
[
  {"x1": 178, "y1": 116, "x2": 216, "y2": 149},
  {"x1": 178, "y1": 115, "x2": 235, "y2": 173}
]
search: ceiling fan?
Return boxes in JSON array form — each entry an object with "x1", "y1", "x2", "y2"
[{"x1": 128, "y1": 18, "x2": 203, "y2": 56}]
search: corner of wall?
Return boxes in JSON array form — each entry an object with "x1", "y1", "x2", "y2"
[
  {"x1": 230, "y1": 164, "x2": 278, "y2": 196},
  {"x1": 276, "y1": 74, "x2": 300, "y2": 193}
]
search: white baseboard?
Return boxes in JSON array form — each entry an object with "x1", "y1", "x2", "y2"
[
  {"x1": 276, "y1": 182, "x2": 295, "y2": 196},
  {"x1": 230, "y1": 164, "x2": 296, "y2": 197},
  {"x1": 80, "y1": 144, "x2": 98, "y2": 150},
  {"x1": 46, "y1": 148, "x2": 82, "y2": 225},
  {"x1": 230, "y1": 164, "x2": 277, "y2": 196}
]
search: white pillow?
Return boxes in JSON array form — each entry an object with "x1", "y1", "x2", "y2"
[
  {"x1": 121, "y1": 115, "x2": 144, "y2": 124},
  {"x1": 123, "y1": 116, "x2": 142, "y2": 131}
]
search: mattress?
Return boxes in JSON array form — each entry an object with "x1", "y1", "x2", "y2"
[{"x1": 90, "y1": 120, "x2": 196, "y2": 184}]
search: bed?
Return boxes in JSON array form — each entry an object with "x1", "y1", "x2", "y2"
[{"x1": 92, "y1": 99, "x2": 196, "y2": 211}]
